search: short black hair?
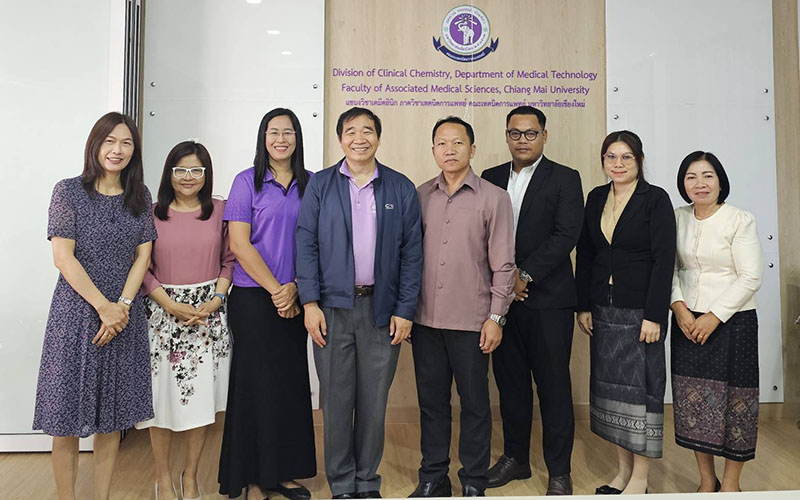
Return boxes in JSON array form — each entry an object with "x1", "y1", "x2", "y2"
[
  {"x1": 601, "y1": 130, "x2": 646, "y2": 182},
  {"x1": 506, "y1": 105, "x2": 546, "y2": 128},
  {"x1": 336, "y1": 107, "x2": 382, "y2": 139},
  {"x1": 676, "y1": 151, "x2": 730, "y2": 204},
  {"x1": 431, "y1": 116, "x2": 475, "y2": 145}
]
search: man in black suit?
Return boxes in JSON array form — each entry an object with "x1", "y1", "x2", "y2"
[{"x1": 481, "y1": 106, "x2": 584, "y2": 495}]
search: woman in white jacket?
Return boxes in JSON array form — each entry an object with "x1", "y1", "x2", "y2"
[{"x1": 670, "y1": 151, "x2": 763, "y2": 493}]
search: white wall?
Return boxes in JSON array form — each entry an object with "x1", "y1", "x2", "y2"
[
  {"x1": 0, "y1": 0, "x2": 125, "y2": 448},
  {"x1": 606, "y1": 0, "x2": 783, "y2": 402},
  {"x1": 140, "y1": 0, "x2": 326, "y2": 196}
]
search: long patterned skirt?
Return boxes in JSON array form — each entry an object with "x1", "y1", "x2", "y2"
[
  {"x1": 590, "y1": 305, "x2": 666, "y2": 458},
  {"x1": 671, "y1": 309, "x2": 759, "y2": 461},
  {"x1": 135, "y1": 279, "x2": 231, "y2": 431}
]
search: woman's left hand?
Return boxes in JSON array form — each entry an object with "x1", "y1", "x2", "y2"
[
  {"x1": 690, "y1": 312, "x2": 721, "y2": 345},
  {"x1": 639, "y1": 319, "x2": 661, "y2": 343},
  {"x1": 92, "y1": 324, "x2": 117, "y2": 346}
]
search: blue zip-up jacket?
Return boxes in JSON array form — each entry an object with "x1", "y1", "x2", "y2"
[{"x1": 296, "y1": 159, "x2": 423, "y2": 327}]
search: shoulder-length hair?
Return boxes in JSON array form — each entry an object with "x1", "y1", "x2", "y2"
[
  {"x1": 600, "y1": 130, "x2": 646, "y2": 182},
  {"x1": 676, "y1": 151, "x2": 730, "y2": 204},
  {"x1": 82, "y1": 112, "x2": 147, "y2": 215},
  {"x1": 154, "y1": 141, "x2": 215, "y2": 221},
  {"x1": 253, "y1": 108, "x2": 309, "y2": 196}
]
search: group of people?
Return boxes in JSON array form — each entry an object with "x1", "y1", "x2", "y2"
[{"x1": 34, "y1": 104, "x2": 764, "y2": 500}]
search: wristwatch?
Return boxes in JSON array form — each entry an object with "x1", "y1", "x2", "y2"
[
  {"x1": 518, "y1": 269, "x2": 533, "y2": 283},
  {"x1": 117, "y1": 296, "x2": 133, "y2": 307},
  {"x1": 489, "y1": 313, "x2": 507, "y2": 326}
]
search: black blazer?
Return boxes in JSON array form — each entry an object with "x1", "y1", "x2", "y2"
[
  {"x1": 575, "y1": 180, "x2": 676, "y2": 324},
  {"x1": 481, "y1": 156, "x2": 584, "y2": 310}
]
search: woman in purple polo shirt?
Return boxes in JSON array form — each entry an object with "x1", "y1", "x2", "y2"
[{"x1": 218, "y1": 108, "x2": 316, "y2": 500}]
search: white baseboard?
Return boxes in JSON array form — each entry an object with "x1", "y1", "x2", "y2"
[{"x1": 0, "y1": 433, "x2": 93, "y2": 452}]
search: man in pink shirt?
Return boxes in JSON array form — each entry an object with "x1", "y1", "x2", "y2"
[{"x1": 409, "y1": 117, "x2": 515, "y2": 498}]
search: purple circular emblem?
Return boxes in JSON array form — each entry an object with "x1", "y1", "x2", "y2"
[
  {"x1": 448, "y1": 14, "x2": 483, "y2": 47},
  {"x1": 440, "y1": 5, "x2": 491, "y2": 56}
]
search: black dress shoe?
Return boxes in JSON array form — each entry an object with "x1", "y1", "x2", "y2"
[
  {"x1": 356, "y1": 492, "x2": 381, "y2": 499},
  {"x1": 270, "y1": 484, "x2": 311, "y2": 500},
  {"x1": 486, "y1": 455, "x2": 532, "y2": 488},
  {"x1": 546, "y1": 474, "x2": 572, "y2": 495},
  {"x1": 595, "y1": 484, "x2": 622, "y2": 495},
  {"x1": 461, "y1": 485, "x2": 485, "y2": 497},
  {"x1": 408, "y1": 475, "x2": 452, "y2": 497},
  {"x1": 332, "y1": 494, "x2": 356, "y2": 499}
]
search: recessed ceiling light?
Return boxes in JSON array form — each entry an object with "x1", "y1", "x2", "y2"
[
  {"x1": 267, "y1": 30, "x2": 281, "y2": 35},
  {"x1": 281, "y1": 51, "x2": 293, "y2": 56},
  {"x1": 246, "y1": 0, "x2": 261, "y2": 4}
]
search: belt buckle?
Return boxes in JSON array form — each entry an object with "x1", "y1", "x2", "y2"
[{"x1": 354, "y1": 285, "x2": 373, "y2": 296}]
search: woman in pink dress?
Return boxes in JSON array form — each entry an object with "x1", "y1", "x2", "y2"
[{"x1": 135, "y1": 141, "x2": 234, "y2": 500}]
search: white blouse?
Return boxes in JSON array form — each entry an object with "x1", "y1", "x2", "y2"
[{"x1": 671, "y1": 203, "x2": 764, "y2": 322}]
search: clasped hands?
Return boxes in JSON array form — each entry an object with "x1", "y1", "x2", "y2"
[
  {"x1": 92, "y1": 300, "x2": 130, "y2": 346},
  {"x1": 272, "y1": 281, "x2": 300, "y2": 318},
  {"x1": 672, "y1": 302, "x2": 720, "y2": 345},
  {"x1": 168, "y1": 295, "x2": 223, "y2": 327}
]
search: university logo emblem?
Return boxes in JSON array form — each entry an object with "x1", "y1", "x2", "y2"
[{"x1": 433, "y1": 5, "x2": 498, "y2": 62}]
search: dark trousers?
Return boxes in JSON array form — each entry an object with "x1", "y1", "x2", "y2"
[
  {"x1": 492, "y1": 304, "x2": 575, "y2": 476},
  {"x1": 412, "y1": 324, "x2": 491, "y2": 490}
]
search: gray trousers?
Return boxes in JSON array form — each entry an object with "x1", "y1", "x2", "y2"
[{"x1": 315, "y1": 295, "x2": 400, "y2": 496}]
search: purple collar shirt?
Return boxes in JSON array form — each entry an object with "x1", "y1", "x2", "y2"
[
  {"x1": 223, "y1": 167, "x2": 308, "y2": 287},
  {"x1": 340, "y1": 160, "x2": 378, "y2": 286}
]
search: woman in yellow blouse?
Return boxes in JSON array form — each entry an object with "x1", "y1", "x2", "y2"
[{"x1": 670, "y1": 151, "x2": 763, "y2": 493}]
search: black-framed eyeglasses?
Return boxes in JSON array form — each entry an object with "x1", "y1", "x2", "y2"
[
  {"x1": 506, "y1": 128, "x2": 542, "y2": 141},
  {"x1": 172, "y1": 167, "x2": 206, "y2": 179}
]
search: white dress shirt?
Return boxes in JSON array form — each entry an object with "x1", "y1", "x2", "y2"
[
  {"x1": 671, "y1": 203, "x2": 764, "y2": 322},
  {"x1": 507, "y1": 156, "x2": 542, "y2": 234}
]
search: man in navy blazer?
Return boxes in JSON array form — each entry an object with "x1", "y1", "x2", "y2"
[
  {"x1": 296, "y1": 107, "x2": 423, "y2": 499},
  {"x1": 481, "y1": 106, "x2": 584, "y2": 495}
]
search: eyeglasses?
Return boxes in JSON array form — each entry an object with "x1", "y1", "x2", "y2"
[
  {"x1": 172, "y1": 167, "x2": 206, "y2": 179},
  {"x1": 506, "y1": 129, "x2": 542, "y2": 141},
  {"x1": 266, "y1": 130, "x2": 296, "y2": 139},
  {"x1": 603, "y1": 153, "x2": 637, "y2": 165}
]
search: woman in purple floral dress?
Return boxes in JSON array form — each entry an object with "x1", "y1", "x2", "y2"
[
  {"x1": 135, "y1": 141, "x2": 234, "y2": 500},
  {"x1": 33, "y1": 112, "x2": 157, "y2": 500}
]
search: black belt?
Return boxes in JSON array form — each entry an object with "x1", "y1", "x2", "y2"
[{"x1": 354, "y1": 285, "x2": 374, "y2": 296}]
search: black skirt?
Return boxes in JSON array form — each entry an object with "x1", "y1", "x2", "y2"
[
  {"x1": 671, "y1": 309, "x2": 759, "y2": 461},
  {"x1": 218, "y1": 286, "x2": 317, "y2": 497}
]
